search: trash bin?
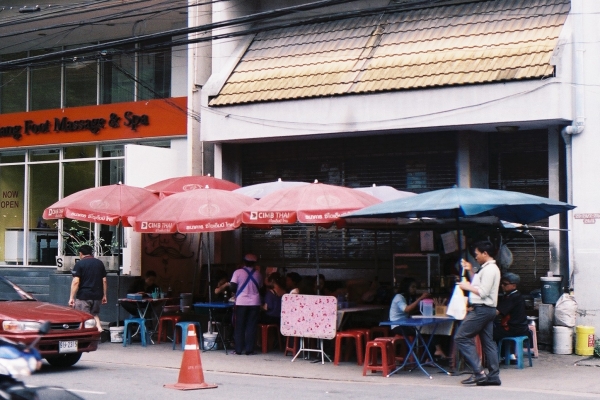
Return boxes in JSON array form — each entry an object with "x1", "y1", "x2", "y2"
[
  {"x1": 553, "y1": 326, "x2": 573, "y2": 354},
  {"x1": 540, "y1": 277, "x2": 562, "y2": 304},
  {"x1": 575, "y1": 326, "x2": 595, "y2": 356}
]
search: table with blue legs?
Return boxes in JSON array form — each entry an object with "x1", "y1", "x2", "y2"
[
  {"x1": 193, "y1": 302, "x2": 234, "y2": 354},
  {"x1": 118, "y1": 298, "x2": 169, "y2": 344},
  {"x1": 380, "y1": 317, "x2": 455, "y2": 379}
]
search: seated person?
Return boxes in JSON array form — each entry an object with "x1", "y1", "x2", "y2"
[
  {"x1": 285, "y1": 272, "x2": 302, "y2": 294},
  {"x1": 389, "y1": 277, "x2": 448, "y2": 359},
  {"x1": 214, "y1": 274, "x2": 232, "y2": 302},
  {"x1": 315, "y1": 274, "x2": 335, "y2": 296},
  {"x1": 494, "y1": 272, "x2": 529, "y2": 341},
  {"x1": 122, "y1": 270, "x2": 160, "y2": 317},
  {"x1": 259, "y1": 272, "x2": 287, "y2": 324},
  {"x1": 127, "y1": 270, "x2": 159, "y2": 295}
]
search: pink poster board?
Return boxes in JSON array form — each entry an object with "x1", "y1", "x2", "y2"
[{"x1": 280, "y1": 294, "x2": 337, "y2": 339}]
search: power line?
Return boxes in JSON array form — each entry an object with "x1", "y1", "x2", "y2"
[{"x1": 0, "y1": 0, "x2": 401, "y2": 69}]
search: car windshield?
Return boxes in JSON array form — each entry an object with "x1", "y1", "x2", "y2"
[{"x1": 0, "y1": 277, "x2": 36, "y2": 301}]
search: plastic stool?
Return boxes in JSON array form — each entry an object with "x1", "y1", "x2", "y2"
[
  {"x1": 173, "y1": 321, "x2": 202, "y2": 350},
  {"x1": 363, "y1": 340, "x2": 395, "y2": 376},
  {"x1": 157, "y1": 315, "x2": 181, "y2": 344},
  {"x1": 497, "y1": 335, "x2": 532, "y2": 369},
  {"x1": 375, "y1": 335, "x2": 408, "y2": 363},
  {"x1": 284, "y1": 336, "x2": 299, "y2": 356},
  {"x1": 257, "y1": 323, "x2": 282, "y2": 353},
  {"x1": 528, "y1": 325, "x2": 539, "y2": 358},
  {"x1": 369, "y1": 326, "x2": 391, "y2": 341},
  {"x1": 334, "y1": 330, "x2": 365, "y2": 365},
  {"x1": 123, "y1": 318, "x2": 148, "y2": 347}
]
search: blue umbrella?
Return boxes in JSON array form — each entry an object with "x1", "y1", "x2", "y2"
[{"x1": 345, "y1": 187, "x2": 575, "y2": 225}]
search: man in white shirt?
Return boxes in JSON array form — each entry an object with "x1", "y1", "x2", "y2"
[{"x1": 455, "y1": 240, "x2": 501, "y2": 386}]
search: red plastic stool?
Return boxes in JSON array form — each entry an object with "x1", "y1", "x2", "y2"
[
  {"x1": 375, "y1": 335, "x2": 408, "y2": 363},
  {"x1": 284, "y1": 336, "x2": 299, "y2": 356},
  {"x1": 334, "y1": 330, "x2": 365, "y2": 365},
  {"x1": 363, "y1": 340, "x2": 395, "y2": 376},
  {"x1": 156, "y1": 315, "x2": 181, "y2": 344},
  {"x1": 369, "y1": 326, "x2": 391, "y2": 341},
  {"x1": 257, "y1": 323, "x2": 283, "y2": 353}
]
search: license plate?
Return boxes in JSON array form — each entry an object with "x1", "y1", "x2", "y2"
[{"x1": 59, "y1": 340, "x2": 78, "y2": 353}]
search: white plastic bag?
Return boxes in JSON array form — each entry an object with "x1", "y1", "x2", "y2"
[
  {"x1": 446, "y1": 285, "x2": 467, "y2": 320},
  {"x1": 554, "y1": 293, "x2": 577, "y2": 327}
]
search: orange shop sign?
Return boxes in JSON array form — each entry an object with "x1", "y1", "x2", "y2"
[{"x1": 0, "y1": 97, "x2": 187, "y2": 148}]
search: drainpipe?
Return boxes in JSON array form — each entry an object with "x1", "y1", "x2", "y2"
[{"x1": 560, "y1": 7, "x2": 585, "y2": 290}]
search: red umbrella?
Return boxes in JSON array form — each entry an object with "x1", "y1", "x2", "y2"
[
  {"x1": 242, "y1": 182, "x2": 381, "y2": 291},
  {"x1": 242, "y1": 182, "x2": 380, "y2": 226},
  {"x1": 132, "y1": 188, "x2": 256, "y2": 306},
  {"x1": 133, "y1": 188, "x2": 256, "y2": 233},
  {"x1": 43, "y1": 183, "x2": 159, "y2": 227},
  {"x1": 144, "y1": 175, "x2": 240, "y2": 196}
]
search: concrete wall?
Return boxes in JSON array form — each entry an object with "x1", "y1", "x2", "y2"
[{"x1": 568, "y1": 0, "x2": 600, "y2": 330}]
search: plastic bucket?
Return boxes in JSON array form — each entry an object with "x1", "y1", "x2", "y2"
[
  {"x1": 203, "y1": 333, "x2": 218, "y2": 350},
  {"x1": 541, "y1": 277, "x2": 562, "y2": 304},
  {"x1": 575, "y1": 325, "x2": 596, "y2": 356},
  {"x1": 109, "y1": 326, "x2": 124, "y2": 343},
  {"x1": 553, "y1": 326, "x2": 573, "y2": 354}
]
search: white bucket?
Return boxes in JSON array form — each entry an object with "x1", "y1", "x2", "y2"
[
  {"x1": 203, "y1": 333, "x2": 218, "y2": 350},
  {"x1": 109, "y1": 326, "x2": 124, "y2": 343},
  {"x1": 553, "y1": 326, "x2": 573, "y2": 354}
]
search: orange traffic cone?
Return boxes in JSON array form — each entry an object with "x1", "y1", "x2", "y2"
[{"x1": 164, "y1": 325, "x2": 217, "y2": 390}]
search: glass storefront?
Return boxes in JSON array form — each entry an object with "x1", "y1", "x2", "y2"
[{"x1": 0, "y1": 145, "x2": 126, "y2": 266}]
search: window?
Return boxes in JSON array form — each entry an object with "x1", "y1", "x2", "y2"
[
  {"x1": 0, "y1": 53, "x2": 27, "y2": 113},
  {"x1": 101, "y1": 47, "x2": 135, "y2": 104},
  {"x1": 65, "y1": 57, "x2": 98, "y2": 107},
  {"x1": 0, "y1": 41, "x2": 172, "y2": 113},
  {"x1": 30, "y1": 49, "x2": 61, "y2": 111},
  {"x1": 138, "y1": 47, "x2": 171, "y2": 100}
]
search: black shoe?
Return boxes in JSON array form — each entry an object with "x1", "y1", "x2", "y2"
[
  {"x1": 245, "y1": 351, "x2": 256, "y2": 355},
  {"x1": 461, "y1": 373, "x2": 487, "y2": 385},
  {"x1": 477, "y1": 379, "x2": 501, "y2": 386}
]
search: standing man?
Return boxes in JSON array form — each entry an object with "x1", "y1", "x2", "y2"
[
  {"x1": 455, "y1": 240, "x2": 501, "y2": 386},
  {"x1": 69, "y1": 245, "x2": 107, "y2": 332},
  {"x1": 227, "y1": 254, "x2": 262, "y2": 355}
]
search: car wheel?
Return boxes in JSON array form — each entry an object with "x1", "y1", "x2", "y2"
[{"x1": 45, "y1": 353, "x2": 82, "y2": 368}]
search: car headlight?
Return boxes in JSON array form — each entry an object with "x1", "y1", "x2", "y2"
[
  {"x1": 2, "y1": 320, "x2": 42, "y2": 333},
  {"x1": 84, "y1": 319, "x2": 97, "y2": 329}
]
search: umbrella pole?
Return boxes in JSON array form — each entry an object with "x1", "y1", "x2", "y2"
[
  {"x1": 193, "y1": 233, "x2": 202, "y2": 302},
  {"x1": 315, "y1": 226, "x2": 320, "y2": 295},
  {"x1": 280, "y1": 226, "x2": 286, "y2": 272}
]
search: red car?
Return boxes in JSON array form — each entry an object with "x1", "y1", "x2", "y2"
[{"x1": 0, "y1": 275, "x2": 101, "y2": 367}]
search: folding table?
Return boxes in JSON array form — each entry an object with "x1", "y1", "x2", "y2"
[{"x1": 380, "y1": 317, "x2": 454, "y2": 378}]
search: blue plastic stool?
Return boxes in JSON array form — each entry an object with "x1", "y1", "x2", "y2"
[
  {"x1": 173, "y1": 321, "x2": 202, "y2": 350},
  {"x1": 123, "y1": 318, "x2": 148, "y2": 347},
  {"x1": 497, "y1": 335, "x2": 532, "y2": 369}
]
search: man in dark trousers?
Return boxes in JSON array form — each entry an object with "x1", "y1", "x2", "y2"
[
  {"x1": 69, "y1": 245, "x2": 107, "y2": 332},
  {"x1": 455, "y1": 240, "x2": 501, "y2": 386},
  {"x1": 494, "y1": 272, "x2": 529, "y2": 341},
  {"x1": 227, "y1": 254, "x2": 262, "y2": 355}
]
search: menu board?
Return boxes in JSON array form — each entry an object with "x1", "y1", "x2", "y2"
[{"x1": 280, "y1": 294, "x2": 337, "y2": 339}]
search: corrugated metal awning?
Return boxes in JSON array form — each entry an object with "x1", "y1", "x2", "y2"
[{"x1": 209, "y1": 0, "x2": 570, "y2": 106}]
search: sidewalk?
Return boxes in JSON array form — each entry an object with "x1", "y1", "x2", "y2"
[{"x1": 84, "y1": 339, "x2": 600, "y2": 396}]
